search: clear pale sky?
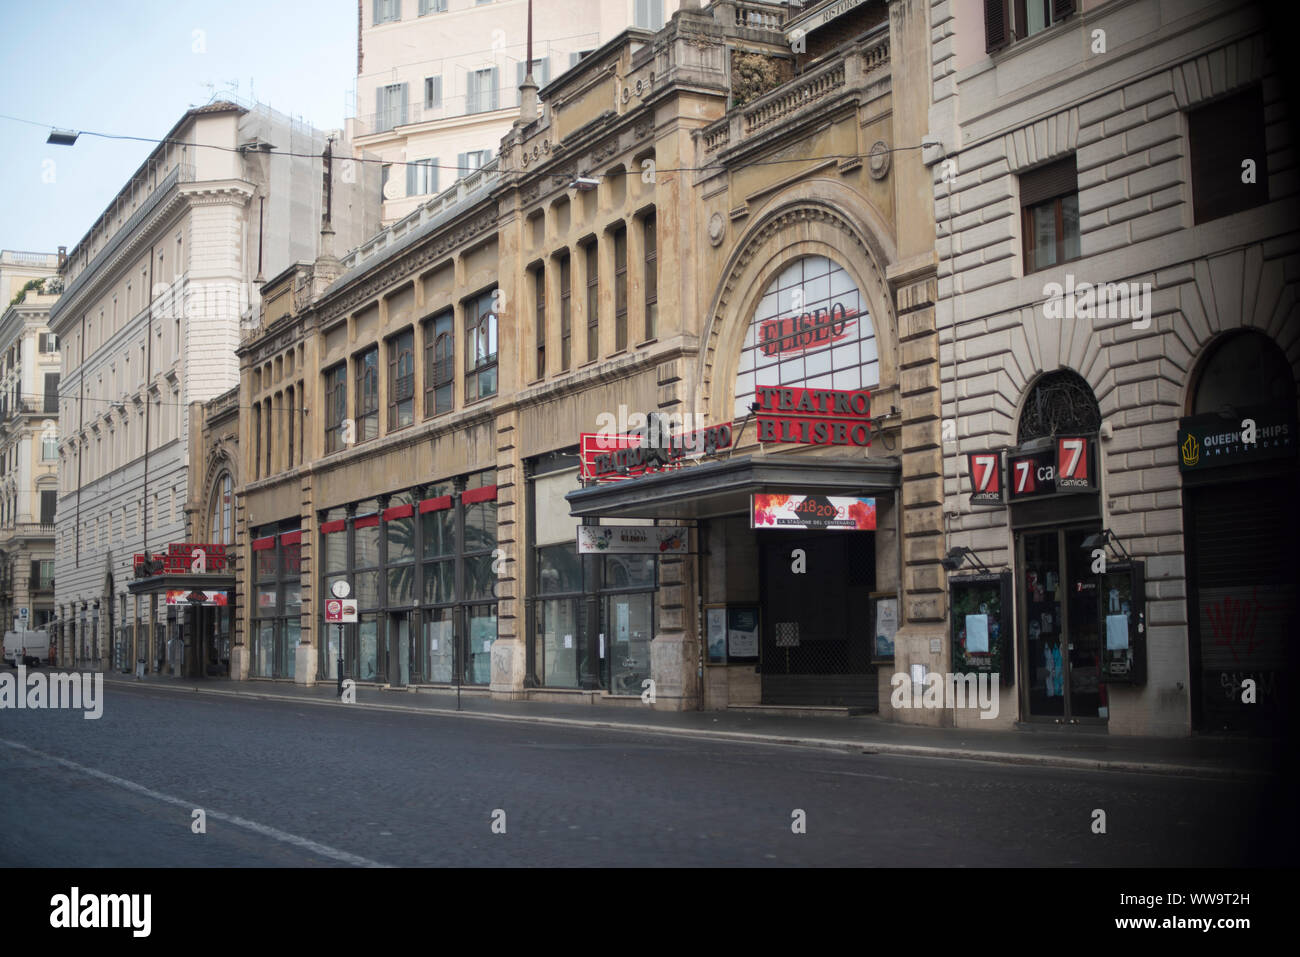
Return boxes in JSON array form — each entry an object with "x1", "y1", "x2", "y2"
[{"x1": 0, "y1": 0, "x2": 358, "y2": 255}]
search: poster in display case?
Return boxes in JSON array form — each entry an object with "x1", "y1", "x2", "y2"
[
  {"x1": 949, "y1": 571, "x2": 1014, "y2": 683},
  {"x1": 706, "y1": 605, "x2": 727, "y2": 663},
  {"x1": 871, "y1": 591, "x2": 898, "y2": 663},
  {"x1": 1098, "y1": 561, "x2": 1147, "y2": 684}
]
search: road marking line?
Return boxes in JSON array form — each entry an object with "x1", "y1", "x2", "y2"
[{"x1": 0, "y1": 738, "x2": 391, "y2": 868}]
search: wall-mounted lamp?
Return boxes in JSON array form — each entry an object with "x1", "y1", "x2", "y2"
[
  {"x1": 1080, "y1": 528, "x2": 1131, "y2": 562},
  {"x1": 940, "y1": 546, "x2": 992, "y2": 574},
  {"x1": 568, "y1": 176, "x2": 599, "y2": 191}
]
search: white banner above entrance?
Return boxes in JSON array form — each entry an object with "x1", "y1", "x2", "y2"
[{"x1": 577, "y1": 525, "x2": 688, "y2": 554}]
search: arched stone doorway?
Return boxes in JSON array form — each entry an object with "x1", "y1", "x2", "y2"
[{"x1": 1009, "y1": 369, "x2": 1109, "y2": 725}]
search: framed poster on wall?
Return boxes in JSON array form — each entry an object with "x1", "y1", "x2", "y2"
[
  {"x1": 871, "y1": 591, "x2": 898, "y2": 663},
  {"x1": 949, "y1": 571, "x2": 1014, "y2": 684},
  {"x1": 706, "y1": 605, "x2": 728, "y2": 664},
  {"x1": 727, "y1": 606, "x2": 760, "y2": 660}
]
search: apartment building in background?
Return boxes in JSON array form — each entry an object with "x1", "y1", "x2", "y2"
[
  {"x1": 927, "y1": 0, "x2": 1297, "y2": 736},
  {"x1": 47, "y1": 100, "x2": 381, "y2": 674},
  {"x1": 0, "y1": 251, "x2": 62, "y2": 632},
  {"x1": 350, "y1": 0, "x2": 681, "y2": 224}
]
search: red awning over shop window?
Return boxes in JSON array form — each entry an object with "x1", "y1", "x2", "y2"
[
  {"x1": 382, "y1": 504, "x2": 414, "y2": 521},
  {"x1": 419, "y1": 496, "x2": 453, "y2": 513},
  {"x1": 462, "y1": 485, "x2": 498, "y2": 504},
  {"x1": 355, "y1": 514, "x2": 380, "y2": 529},
  {"x1": 280, "y1": 530, "x2": 302, "y2": 546},
  {"x1": 252, "y1": 536, "x2": 276, "y2": 551},
  {"x1": 320, "y1": 520, "x2": 346, "y2": 534}
]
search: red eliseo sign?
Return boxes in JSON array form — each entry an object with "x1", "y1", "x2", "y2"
[{"x1": 755, "y1": 386, "x2": 872, "y2": 446}]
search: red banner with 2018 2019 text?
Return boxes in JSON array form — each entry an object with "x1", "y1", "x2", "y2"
[{"x1": 751, "y1": 494, "x2": 876, "y2": 531}]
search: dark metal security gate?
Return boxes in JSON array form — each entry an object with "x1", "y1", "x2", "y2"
[
  {"x1": 1185, "y1": 475, "x2": 1298, "y2": 734},
  {"x1": 758, "y1": 532, "x2": 877, "y2": 708}
]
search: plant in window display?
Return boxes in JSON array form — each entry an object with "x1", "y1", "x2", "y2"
[{"x1": 386, "y1": 518, "x2": 416, "y2": 603}]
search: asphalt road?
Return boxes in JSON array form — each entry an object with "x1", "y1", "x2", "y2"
[{"x1": 0, "y1": 681, "x2": 1289, "y2": 867}]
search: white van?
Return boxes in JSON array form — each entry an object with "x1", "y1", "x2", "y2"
[{"x1": 3, "y1": 630, "x2": 51, "y2": 668}]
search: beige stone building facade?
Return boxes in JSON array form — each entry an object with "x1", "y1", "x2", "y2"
[
  {"x1": 0, "y1": 263, "x2": 62, "y2": 634},
  {"x1": 229, "y1": 0, "x2": 946, "y2": 715},
  {"x1": 927, "y1": 0, "x2": 1298, "y2": 735}
]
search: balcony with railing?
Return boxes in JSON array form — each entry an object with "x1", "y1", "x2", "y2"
[
  {"x1": 337, "y1": 159, "x2": 501, "y2": 276},
  {"x1": 696, "y1": 22, "x2": 889, "y2": 165}
]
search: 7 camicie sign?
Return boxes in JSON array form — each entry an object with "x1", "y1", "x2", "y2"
[
  {"x1": 1006, "y1": 436, "x2": 1097, "y2": 500},
  {"x1": 967, "y1": 452, "x2": 1003, "y2": 504}
]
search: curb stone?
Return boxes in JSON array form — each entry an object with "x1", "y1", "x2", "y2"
[{"x1": 103, "y1": 677, "x2": 1267, "y2": 780}]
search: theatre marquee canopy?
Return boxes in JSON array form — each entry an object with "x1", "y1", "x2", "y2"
[{"x1": 566, "y1": 454, "x2": 901, "y2": 521}]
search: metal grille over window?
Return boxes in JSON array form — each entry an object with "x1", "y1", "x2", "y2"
[{"x1": 1017, "y1": 369, "x2": 1102, "y2": 443}]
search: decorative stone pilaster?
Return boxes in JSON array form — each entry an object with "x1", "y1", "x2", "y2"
[
  {"x1": 491, "y1": 410, "x2": 526, "y2": 699},
  {"x1": 890, "y1": 261, "x2": 948, "y2": 726},
  {"x1": 294, "y1": 473, "x2": 317, "y2": 685},
  {"x1": 649, "y1": 369, "x2": 699, "y2": 711}
]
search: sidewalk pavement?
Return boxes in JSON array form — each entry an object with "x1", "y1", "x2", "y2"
[{"x1": 102, "y1": 672, "x2": 1283, "y2": 779}]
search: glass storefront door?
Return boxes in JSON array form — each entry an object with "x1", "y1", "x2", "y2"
[
  {"x1": 256, "y1": 620, "x2": 274, "y2": 678},
  {"x1": 606, "y1": 592, "x2": 653, "y2": 696},
  {"x1": 537, "y1": 596, "x2": 581, "y2": 688},
  {"x1": 421, "y1": 608, "x2": 454, "y2": 682},
  {"x1": 358, "y1": 616, "x2": 380, "y2": 682},
  {"x1": 1017, "y1": 526, "x2": 1105, "y2": 722},
  {"x1": 388, "y1": 612, "x2": 410, "y2": 686}
]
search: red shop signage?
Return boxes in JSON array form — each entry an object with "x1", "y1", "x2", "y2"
[{"x1": 967, "y1": 452, "x2": 1003, "y2": 505}]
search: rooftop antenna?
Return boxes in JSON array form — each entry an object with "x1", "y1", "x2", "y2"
[{"x1": 517, "y1": 0, "x2": 538, "y2": 125}]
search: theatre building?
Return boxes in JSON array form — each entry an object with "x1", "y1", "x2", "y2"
[
  {"x1": 928, "y1": 0, "x2": 1298, "y2": 735},
  {"x1": 229, "y1": 1, "x2": 948, "y2": 713}
]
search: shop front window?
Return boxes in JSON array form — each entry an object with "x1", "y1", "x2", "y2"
[
  {"x1": 536, "y1": 543, "x2": 584, "y2": 688},
  {"x1": 252, "y1": 526, "x2": 302, "y2": 679},
  {"x1": 359, "y1": 615, "x2": 379, "y2": 682},
  {"x1": 320, "y1": 475, "x2": 497, "y2": 687}
]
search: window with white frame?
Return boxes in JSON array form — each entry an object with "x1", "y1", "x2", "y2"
[
  {"x1": 424, "y1": 75, "x2": 442, "y2": 110},
  {"x1": 456, "y1": 149, "x2": 493, "y2": 180},
  {"x1": 374, "y1": 0, "x2": 401, "y2": 25},
  {"x1": 466, "y1": 68, "x2": 499, "y2": 114},
  {"x1": 407, "y1": 158, "x2": 439, "y2": 196},
  {"x1": 376, "y1": 82, "x2": 408, "y2": 131},
  {"x1": 635, "y1": 0, "x2": 664, "y2": 30}
]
